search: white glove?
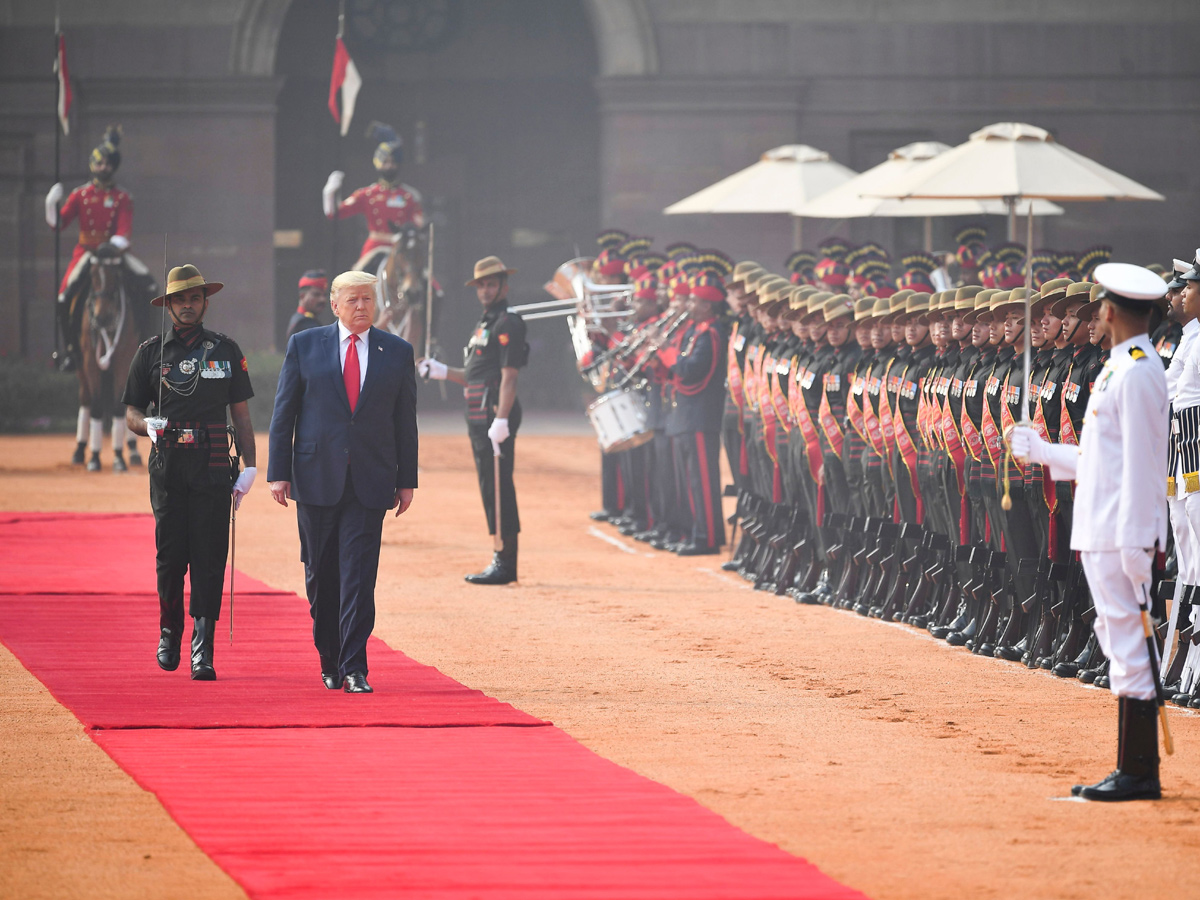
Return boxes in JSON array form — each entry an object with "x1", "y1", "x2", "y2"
[
  {"x1": 322, "y1": 170, "x2": 345, "y2": 217},
  {"x1": 109, "y1": 234, "x2": 129, "y2": 251},
  {"x1": 232, "y1": 466, "x2": 257, "y2": 510},
  {"x1": 45, "y1": 182, "x2": 63, "y2": 227},
  {"x1": 417, "y1": 358, "x2": 448, "y2": 380},
  {"x1": 1120, "y1": 546, "x2": 1153, "y2": 593},
  {"x1": 488, "y1": 417, "x2": 510, "y2": 452},
  {"x1": 1006, "y1": 424, "x2": 1048, "y2": 465},
  {"x1": 145, "y1": 416, "x2": 167, "y2": 444}
]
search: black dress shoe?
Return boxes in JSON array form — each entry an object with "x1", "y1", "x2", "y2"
[
  {"x1": 156, "y1": 627, "x2": 181, "y2": 671},
  {"x1": 676, "y1": 542, "x2": 719, "y2": 556},
  {"x1": 589, "y1": 510, "x2": 614, "y2": 522},
  {"x1": 1075, "y1": 770, "x2": 1161, "y2": 801},
  {"x1": 344, "y1": 672, "x2": 373, "y2": 693},
  {"x1": 322, "y1": 673, "x2": 343, "y2": 690},
  {"x1": 464, "y1": 557, "x2": 517, "y2": 585}
]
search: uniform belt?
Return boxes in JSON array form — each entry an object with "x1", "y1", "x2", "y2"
[
  {"x1": 161, "y1": 427, "x2": 207, "y2": 446},
  {"x1": 367, "y1": 231, "x2": 402, "y2": 244}
]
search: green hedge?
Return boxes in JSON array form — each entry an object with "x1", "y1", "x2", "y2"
[{"x1": 0, "y1": 352, "x2": 286, "y2": 434}]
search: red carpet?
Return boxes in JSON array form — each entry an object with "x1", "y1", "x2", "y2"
[
  {"x1": 95, "y1": 727, "x2": 864, "y2": 900},
  {"x1": 0, "y1": 594, "x2": 544, "y2": 729},
  {"x1": 0, "y1": 512, "x2": 284, "y2": 596},
  {"x1": 0, "y1": 513, "x2": 868, "y2": 899}
]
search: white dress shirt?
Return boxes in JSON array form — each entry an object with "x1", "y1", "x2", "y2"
[
  {"x1": 337, "y1": 321, "x2": 369, "y2": 390},
  {"x1": 1166, "y1": 317, "x2": 1200, "y2": 403},
  {"x1": 1170, "y1": 318, "x2": 1200, "y2": 409},
  {"x1": 1070, "y1": 333, "x2": 1168, "y2": 552}
]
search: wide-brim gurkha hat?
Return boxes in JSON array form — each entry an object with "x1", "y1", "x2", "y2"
[
  {"x1": 1031, "y1": 278, "x2": 1072, "y2": 317},
  {"x1": 804, "y1": 291, "x2": 834, "y2": 321},
  {"x1": 881, "y1": 289, "x2": 914, "y2": 324},
  {"x1": 854, "y1": 297, "x2": 877, "y2": 321},
  {"x1": 150, "y1": 264, "x2": 224, "y2": 307},
  {"x1": 1049, "y1": 281, "x2": 1094, "y2": 319},
  {"x1": 964, "y1": 288, "x2": 1000, "y2": 324},
  {"x1": 823, "y1": 294, "x2": 854, "y2": 323},
  {"x1": 466, "y1": 255, "x2": 517, "y2": 287},
  {"x1": 990, "y1": 286, "x2": 1034, "y2": 318},
  {"x1": 955, "y1": 285, "x2": 984, "y2": 312},
  {"x1": 731, "y1": 260, "x2": 764, "y2": 286},
  {"x1": 1074, "y1": 283, "x2": 1106, "y2": 322}
]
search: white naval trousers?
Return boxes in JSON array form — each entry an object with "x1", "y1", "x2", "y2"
[
  {"x1": 1164, "y1": 495, "x2": 1200, "y2": 673},
  {"x1": 1081, "y1": 550, "x2": 1156, "y2": 701}
]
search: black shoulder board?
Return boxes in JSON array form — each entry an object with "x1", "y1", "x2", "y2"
[{"x1": 138, "y1": 335, "x2": 161, "y2": 349}]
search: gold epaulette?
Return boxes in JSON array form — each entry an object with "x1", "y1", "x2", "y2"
[
  {"x1": 1130, "y1": 347, "x2": 1147, "y2": 360},
  {"x1": 1168, "y1": 476, "x2": 1177, "y2": 498},
  {"x1": 1186, "y1": 472, "x2": 1200, "y2": 495}
]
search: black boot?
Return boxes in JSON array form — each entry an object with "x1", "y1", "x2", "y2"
[
  {"x1": 465, "y1": 535, "x2": 518, "y2": 585},
  {"x1": 156, "y1": 626, "x2": 182, "y2": 671},
  {"x1": 190, "y1": 617, "x2": 216, "y2": 681},
  {"x1": 1074, "y1": 697, "x2": 1162, "y2": 801}
]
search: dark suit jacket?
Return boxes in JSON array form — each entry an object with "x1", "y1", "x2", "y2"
[{"x1": 268, "y1": 324, "x2": 418, "y2": 508}]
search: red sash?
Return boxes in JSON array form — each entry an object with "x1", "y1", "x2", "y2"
[
  {"x1": 941, "y1": 394, "x2": 967, "y2": 495},
  {"x1": 726, "y1": 321, "x2": 744, "y2": 418},
  {"x1": 771, "y1": 358, "x2": 792, "y2": 433},
  {"x1": 862, "y1": 377, "x2": 886, "y2": 458},
  {"x1": 758, "y1": 351, "x2": 777, "y2": 464},
  {"x1": 880, "y1": 364, "x2": 898, "y2": 465},
  {"x1": 846, "y1": 373, "x2": 868, "y2": 444},
  {"x1": 1058, "y1": 365, "x2": 1079, "y2": 446},
  {"x1": 793, "y1": 370, "x2": 824, "y2": 482},
  {"x1": 1031, "y1": 375, "x2": 1059, "y2": 514},
  {"x1": 892, "y1": 404, "x2": 924, "y2": 522},
  {"x1": 980, "y1": 380, "x2": 1004, "y2": 472},
  {"x1": 818, "y1": 378, "x2": 844, "y2": 458}
]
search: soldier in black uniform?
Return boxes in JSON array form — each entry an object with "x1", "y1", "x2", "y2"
[
  {"x1": 660, "y1": 269, "x2": 729, "y2": 555},
  {"x1": 418, "y1": 256, "x2": 529, "y2": 584},
  {"x1": 122, "y1": 265, "x2": 256, "y2": 680},
  {"x1": 285, "y1": 269, "x2": 328, "y2": 342}
]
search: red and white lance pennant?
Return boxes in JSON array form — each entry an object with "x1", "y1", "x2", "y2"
[{"x1": 328, "y1": 36, "x2": 361, "y2": 137}]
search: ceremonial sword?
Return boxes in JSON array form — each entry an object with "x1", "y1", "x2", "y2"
[{"x1": 1141, "y1": 584, "x2": 1175, "y2": 756}]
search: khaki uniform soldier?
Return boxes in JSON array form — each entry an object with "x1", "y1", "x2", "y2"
[
  {"x1": 418, "y1": 256, "x2": 528, "y2": 584},
  {"x1": 122, "y1": 266, "x2": 257, "y2": 680}
]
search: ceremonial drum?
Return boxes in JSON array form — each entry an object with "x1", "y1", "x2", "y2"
[{"x1": 587, "y1": 389, "x2": 652, "y2": 454}]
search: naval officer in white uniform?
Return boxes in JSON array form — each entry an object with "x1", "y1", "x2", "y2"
[{"x1": 1009, "y1": 262, "x2": 1169, "y2": 802}]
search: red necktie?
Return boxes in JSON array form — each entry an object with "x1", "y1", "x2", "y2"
[{"x1": 344, "y1": 335, "x2": 360, "y2": 413}]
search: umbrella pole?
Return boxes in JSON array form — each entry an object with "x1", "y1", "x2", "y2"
[
  {"x1": 792, "y1": 215, "x2": 803, "y2": 252},
  {"x1": 1006, "y1": 196, "x2": 1017, "y2": 241},
  {"x1": 923, "y1": 216, "x2": 932, "y2": 253}
]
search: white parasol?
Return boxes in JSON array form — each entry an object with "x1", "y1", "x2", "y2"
[
  {"x1": 794, "y1": 141, "x2": 1063, "y2": 251},
  {"x1": 664, "y1": 144, "x2": 857, "y2": 249}
]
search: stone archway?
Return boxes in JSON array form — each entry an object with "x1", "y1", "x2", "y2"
[{"x1": 229, "y1": 0, "x2": 658, "y2": 78}]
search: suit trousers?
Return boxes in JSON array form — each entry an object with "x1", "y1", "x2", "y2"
[
  {"x1": 296, "y1": 473, "x2": 386, "y2": 678},
  {"x1": 149, "y1": 445, "x2": 232, "y2": 631}
]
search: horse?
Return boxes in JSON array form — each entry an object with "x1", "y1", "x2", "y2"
[
  {"x1": 365, "y1": 226, "x2": 443, "y2": 357},
  {"x1": 74, "y1": 245, "x2": 143, "y2": 472}
]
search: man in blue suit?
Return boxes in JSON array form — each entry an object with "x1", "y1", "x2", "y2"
[{"x1": 268, "y1": 270, "x2": 418, "y2": 693}]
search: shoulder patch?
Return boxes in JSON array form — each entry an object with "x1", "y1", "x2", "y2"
[{"x1": 1130, "y1": 347, "x2": 1147, "y2": 360}]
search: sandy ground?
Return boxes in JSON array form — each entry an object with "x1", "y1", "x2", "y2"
[{"x1": 3, "y1": 429, "x2": 1200, "y2": 900}]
